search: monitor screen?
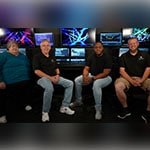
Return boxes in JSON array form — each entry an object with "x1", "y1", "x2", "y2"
[
  {"x1": 122, "y1": 28, "x2": 150, "y2": 45},
  {"x1": 0, "y1": 48, "x2": 7, "y2": 53},
  {"x1": 60, "y1": 28, "x2": 96, "y2": 47},
  {"x1": 71, "y1": 48, "x2": 85, "y2": 57},
  {"x1": 19, "y1": 48, "x2": 26, "y2": 55},
  {"x1": 70, "y1": 58, "x2": 85, "y2": 62},
  {"x1": 34, "y1": 32, "x2": 54, "y2": 46},
  {"x1": 55, "y1": 48, "x2": 69, "y2": 57},
  {"x1": 0, "y1": 28, "x2": 35, "y2": 48},
  {"x1": 56, "y1": 58, "x2": 70, "y2": 62},
  {"x1": 139, "y1": 47, "x2": 149, "y2": 52},
  {"x1": 119, "y1": 47, "x2": 129, "y2": 57},
  {"x1": 100, "y1": 32, "x2": 122, "y2": 46}
]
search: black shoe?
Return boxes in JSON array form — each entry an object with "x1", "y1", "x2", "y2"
[
  {"x1": 117, "y1": 108, "x2": 131, "y2": 119},
  {"x1": 141, "y1": 111, "x2": 150, "y2": 124}
]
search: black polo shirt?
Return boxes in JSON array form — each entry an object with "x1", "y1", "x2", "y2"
[
  {"x1": 32, "y1": 52, "x2": 58, "y2": 76},
  {"x1": 86, "y1": 52, "x2": 112, "y2": 76},
  {"x1": 120, "y1": 51, "x2": 150, "y2": 77}
]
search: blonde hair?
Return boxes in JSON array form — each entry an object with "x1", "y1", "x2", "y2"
[{"x1": 7, "y1": 40, "x2": 18, "y2": 49}]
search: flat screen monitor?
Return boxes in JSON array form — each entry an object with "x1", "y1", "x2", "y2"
[
  {"x1": 100, "y1": 32, "x2": 122, "y2": 46},
  {"x1": 122, "y1": 28, "x2": 150, "y2": 46},
  {"x1": 55, "y1": 48, "x2": 69, "y2": 57},
  {"x1": 0, "y1": 28, "x2": 35, "y2": 48},
  {"x1": 71, "y1": 48, "x2": 85, "y2": 57},
  {"x1": 139, "y1": 47, "x2": 149, "y2": 52},
  {"x1": 56, "y1": 58, "x2": 70, "y2": 62},
  {"x1": 119, "y1": 47, "x2": 129, "y2": 57},
  {"x1": 70, "y1": 58, "x2": 85, "y2": 62},
  {"x1": 34, "y1": 32, "x2": 54, "y2": 46},
  {"x1": 60, "y1": 28, "x2": 96, "y2": 47},
  {"x1": 0, "y1": 48, "x2": 7, "y2": 53},
  {"x1": 19, "y1": 48, "x2": 26, "y2": 55}
]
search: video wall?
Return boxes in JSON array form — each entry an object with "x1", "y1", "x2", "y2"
[{"x1": 0, "y1": 28, "x2": 150, "y2": 58}]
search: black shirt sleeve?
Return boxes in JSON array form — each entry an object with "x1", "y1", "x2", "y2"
[{"x1": 32, "y1": 54, "x2": 40, "y2": 71}]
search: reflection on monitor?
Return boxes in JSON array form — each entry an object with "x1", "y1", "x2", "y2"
[
  {"x1": 100, "y1": 32, "x2": 122, "y2": 46},
  {"x1": 139, "y1": 48, "x2": 149, "y2": 52},
  {"x1": 55, "y1": 48, "x2": 69, "y2": 57},
  {"x1": 122, "y1": 28, "x2": 150, "y2": 45},
  {"x1": 70, "y1": 58, "x2": 85, "y2": 62},
  {"x1": 119, "y1": 47, "x2": 129, "y2": 57},
  {"x1": 56, "y1": 58, "x2": 70, "y2": 62},
  {"x1": 71, "y1": 48, "x2": 85, "y2": 57},
  {"x1": 0, "y1": 28, "x2": 35, "y2": 47},
  {"x1": 60, "y1": 28, "x2": 95, "y2": 47},
  {"x1": 0, "y1": 48, "x2": 7, "y2": 53},
  {"x1": 19, "y1": 48, "x2": 26, "y2": 55},
  {"x1": 34, "y1": 32, "x2": 54, "y2": 46}
]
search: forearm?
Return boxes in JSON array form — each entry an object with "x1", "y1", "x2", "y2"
[
  {"x1": 93, "y1": 69, "x2": 111, "y2": 80},
  {"x1": 82, "y1": 67, "x2": 89, "y2": 77},
  {"x1": 141, "y1": 67, "x2": 150, "y2": 82},
  {"x1": 34, "y1": 70, "x2": 51, "y2": 79}
]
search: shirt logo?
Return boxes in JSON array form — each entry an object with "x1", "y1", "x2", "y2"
[
  {"x1": 51, "y1": 59, "x2": 55, "y2": 63},
  {"x1": 138, "y1": 56, "x2": 144, "y2": 61}
]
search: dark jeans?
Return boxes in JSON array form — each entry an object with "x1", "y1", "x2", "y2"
[{"x1": 0, "y1": 80, "x2": 32, "y2": 122}]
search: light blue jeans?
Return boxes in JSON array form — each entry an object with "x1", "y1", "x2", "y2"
[
  {"x1": 37, "y1": 77, "x2": 73, "y2": 112},
  {"x1": 74, "y1": 74, "x2": 112, "y2": 110}
]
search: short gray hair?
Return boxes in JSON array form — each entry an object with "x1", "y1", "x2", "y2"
[{"x1": 7, "y1": 40, "x2": 18, "y2": 49}]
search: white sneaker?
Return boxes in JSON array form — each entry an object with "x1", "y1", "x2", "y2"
[
  {"x1": 95, "y1": 110, "x2": 102, "y2": 120},
  {"x1": 42, "y1": 112, "x2": 49, "y2": 122},
  {"x1": 25, "y1": 105, "x2": 32, "y2": 111},
  {"x1": 60, "y1": 106, "x2": 75, "y2": 115},
  {"x1": 0, "y1": 115, "x2": 7, "y2": 123}
]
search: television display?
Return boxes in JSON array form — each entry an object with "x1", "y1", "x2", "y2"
[
  {"x1": 60, "y1": 28, "x2": 96, "y2": 47},
  {"x1": 139, "y1": 47, "x2": 149, "y2": 52},
  {"x1": 0, "y1": 48, "x2": 7, "y2": 53},
  {"x1": 0, "y1": 28, "x2": 35, "y2": 48},
  {"x1": 34, "y1": 32, "x2": 54, "y2": 46},
  {"x1": 119, "y1": 47, "x2": 129, "y2": 57},
  {"x1": 100, "y1": 32, "x2": 122, "y2": 46},
  {"x1": 71, "y1": 48, "x2": 85, "y2": 57},
  {"x1": 55, "y1": 48, "x2": 69, "y2": 57},
  {"x1": 70, "y1": 58, "x2": 85, "y2": 62},
  {"x1": 19, "y1": 48, "x2": 26, "y2": 55},
  {"x1": 122, "y1": 28, "x2": 150, "y2": 46}
]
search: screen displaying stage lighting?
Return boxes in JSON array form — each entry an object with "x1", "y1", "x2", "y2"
[
  {"x1": 60, "y1": 28, "x2": 96, "y2": 47},
  {"x1": 0, "y1": 28, "x2": 35, "y2": 48}
]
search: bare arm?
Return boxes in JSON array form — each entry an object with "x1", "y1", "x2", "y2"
[{"x1": 34, "y1": 69, "x2": 58, "y2": 84}]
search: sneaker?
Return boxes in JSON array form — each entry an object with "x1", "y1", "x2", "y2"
[
  {"x1": 60, "y1": 106, "x2": 75, "y2": 115},
  {"x1": 70, "y1": 101, "x2": 83, "y2": 108},
  {"x1": 117, "y1": 108, "x2": 131, "y2": 119},
  {"x1": 25, "y1": 105, "x2": 32, "y2": 111},
  {"x1": 0, "y1": 115, "x2": 7, "y2": 123},
  {"x1": 42, "y1": 112, "x2": 49, "y2": 122},
  {"x1": 95, "y1": 110, "x2": 102, "y2": 120},
  {"x1": 141, "y1": 111, "x2": 150, "y2": 124}
]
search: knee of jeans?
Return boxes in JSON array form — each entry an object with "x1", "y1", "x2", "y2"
[
  {"x1": 45, "y1": 86, "x2": 54, "y2": 93},
  {"x1": 69, "y1": 81, "x2": 74, "y2": 87}
]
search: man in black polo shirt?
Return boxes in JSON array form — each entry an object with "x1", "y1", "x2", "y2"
[
  {"x1": 115, "y1": 37, "x2": 150, "y2": 123},
  {"x1": 70, "y1": 42, "x2": 112, "y2": 120},
  {"x1": 32, "y1": 39, "x2": 75, "y2": 122}
]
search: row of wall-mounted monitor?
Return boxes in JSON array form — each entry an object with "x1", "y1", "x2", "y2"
[
  {"x1": 0, "y1": 47, "x2": 149, "y2": 59},
  {"x1": 0, "y1": 28, "x2": 150, "y2": 48}
]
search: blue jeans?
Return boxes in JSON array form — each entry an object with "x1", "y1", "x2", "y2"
[
  {"x1": 74, "y1": 74, "x2": 112, "y2": 110},
  {"x1": 37, "y1": 77, "x2": 73, "y2": 112}
]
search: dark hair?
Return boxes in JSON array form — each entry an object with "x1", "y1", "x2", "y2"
[{"x1": 94, "y1": 41, "x2": 103, "y2": 46}]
